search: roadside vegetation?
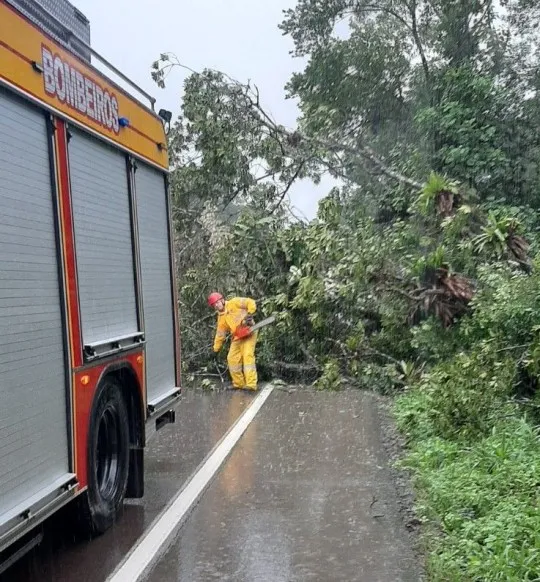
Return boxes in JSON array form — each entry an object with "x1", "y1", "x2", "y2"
[{"x1": 156, "y1": 1, "x2": 540, "y2": 578}]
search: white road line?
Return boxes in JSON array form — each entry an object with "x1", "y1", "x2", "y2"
[{"x1": 107, "y1": 384, "x2": 274, "y2": 582}]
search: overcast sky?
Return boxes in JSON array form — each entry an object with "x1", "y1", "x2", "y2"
[{"x1": 73, "y1": 0, "x2": 333, "y2": 219}]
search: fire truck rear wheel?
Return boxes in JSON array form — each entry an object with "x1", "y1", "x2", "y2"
[{"x1": 79, "y1": 377, "x2": 130, "y2": 535}]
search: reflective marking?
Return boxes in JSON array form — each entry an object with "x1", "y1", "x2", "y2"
[{"x1": 107, "y1": 384, "x2": 274, "y2": 582}]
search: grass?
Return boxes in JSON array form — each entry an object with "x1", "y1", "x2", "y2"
[{"x1": 395, "y1": 392, "x2": 540, "y2": 581}]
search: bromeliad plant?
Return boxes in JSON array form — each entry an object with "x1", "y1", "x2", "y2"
[
  {"x1": 472, "y1": 210, "x2": 531, "y2": 271},
  {"x1": 408, "y1": 247, "x2": 475, "y2": 328},
  {"x1": 417, "y1": 172, "x2": 461, "y2": 217}
]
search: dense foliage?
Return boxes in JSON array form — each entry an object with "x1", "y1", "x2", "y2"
[{"x1": 154, "y1": 0, "x2": 540, "y2": 578}]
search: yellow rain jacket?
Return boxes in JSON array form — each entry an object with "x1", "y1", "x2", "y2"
[{"x1": 213, "y1": 297, "x2": 258, "y2": 390}]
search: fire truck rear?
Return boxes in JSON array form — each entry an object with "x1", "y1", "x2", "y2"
[{"x1": 0, "y1": 0, "x2": 181, "y2": 568}]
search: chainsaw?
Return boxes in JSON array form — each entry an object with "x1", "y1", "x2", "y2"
[{"x1": 233, "y1": 315, "x2": 276, "y2": 340}]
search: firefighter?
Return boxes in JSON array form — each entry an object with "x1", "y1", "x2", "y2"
[{"x1": 208, "y1": 292, "x2": 258, "y2": 391}]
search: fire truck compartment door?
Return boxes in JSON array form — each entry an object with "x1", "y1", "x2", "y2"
[
  {"x1": 68, "y1": 128, "x2": 139, "y2": 346},
  {"x1": 135, "y1": 163, "x2": 177, "y2": 405},
  {"x1": 0, "y1": 87, "x2": 71, "y2": 531}
]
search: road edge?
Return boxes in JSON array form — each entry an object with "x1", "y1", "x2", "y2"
[{"x1": 107, "y1": 384, "x2": 274, "y2": 582}]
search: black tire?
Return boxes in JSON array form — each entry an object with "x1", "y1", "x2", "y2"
[{"x1": 78, "y1": 378, "x2": 130, "y2": 536}]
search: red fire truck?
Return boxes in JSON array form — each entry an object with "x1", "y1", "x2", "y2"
[{"x1": 0, "y1": 0, "x2": 181, "y2": 566}]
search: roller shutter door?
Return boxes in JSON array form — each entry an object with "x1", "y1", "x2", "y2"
[
  {"x1": 0, "y1": 88, "x2": 70, "y2": 527},
  {"x1": 135, "y1": 163, "x2": 176, "y2": 404},
  {"x1": 68, "y1": 129, "x2": 138, "y2": 346}
]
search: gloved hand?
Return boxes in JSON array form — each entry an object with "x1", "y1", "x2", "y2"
[{"x1": 243, "y1": 315, "x2": 255, "y2": 326}]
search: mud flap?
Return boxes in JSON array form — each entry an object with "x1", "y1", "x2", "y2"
[{"x1": 126, "y1": 446, "x2": 144, "y2": 498}]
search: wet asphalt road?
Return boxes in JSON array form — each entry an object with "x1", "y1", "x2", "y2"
[
  {"x1": 1, "y1": 389, "x2": 255, "y2": 582},
  {"x1": 1, "y1": 387, "x2": 420, "y2": 582}
]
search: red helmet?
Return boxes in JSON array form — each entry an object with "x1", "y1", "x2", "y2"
[{"x1": 207, "y1": 292, "x2": 224, "y2": 307}]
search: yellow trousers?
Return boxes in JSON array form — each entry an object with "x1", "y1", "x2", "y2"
[{"x1": 227, "y1": 332, "x2": 258, "y2": 390}]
